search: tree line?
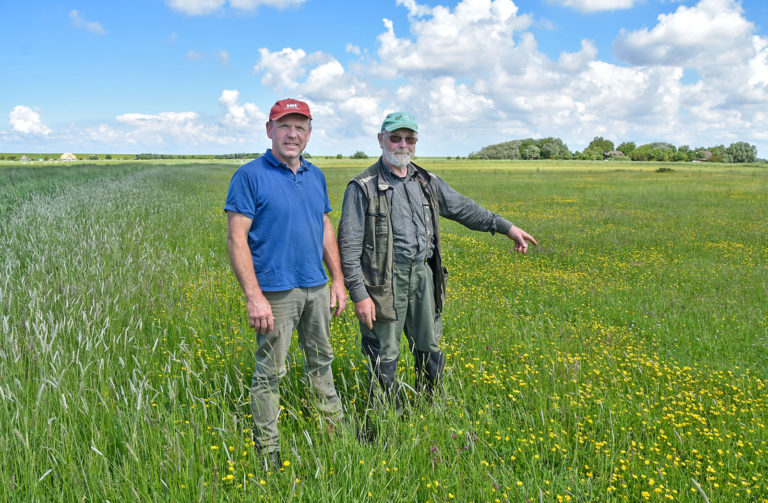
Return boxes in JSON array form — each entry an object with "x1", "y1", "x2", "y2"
[{"x1": 469, "y1": 137, "x2": 760, "y2": 163}]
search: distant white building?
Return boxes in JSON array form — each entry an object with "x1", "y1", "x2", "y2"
[
  {"x1": 20, "y1": 155, "x2": 30, "y2": 162},
  {"x1": 60, "y1": 153, "x2": 77, "y2": 161}
]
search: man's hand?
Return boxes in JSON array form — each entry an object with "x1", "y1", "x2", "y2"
[
  {"x1": 507, "y1": 225, "x2": 538, "y2": 254},
  {"x1": 247, "y1": 294, "x2": 274, "y2": 335},
  {"x1": 329, "y1": 281, "x2": 347, "y2": 317},
  {"x1": 354, "y1": 297, "x2": 376, "y2": 330}
]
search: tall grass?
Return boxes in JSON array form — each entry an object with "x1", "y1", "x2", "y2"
[{"x1": 1, "y1": 160, "x2": 766, "y2": 502}]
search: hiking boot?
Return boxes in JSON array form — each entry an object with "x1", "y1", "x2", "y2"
[{"x1": 259, "y1": 450, "x2": 281, "y2": 471}]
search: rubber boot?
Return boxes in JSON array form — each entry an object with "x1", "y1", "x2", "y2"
[
  {"x1": 252, "y1": 428, "x2": 282, "y2": 471},
  {"x1": 414, "y1": 349, "x2": 445, "y2": 397}
]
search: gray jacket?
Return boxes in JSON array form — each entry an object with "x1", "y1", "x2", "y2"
[{"x1": 338, "y1": 158, "x2": 514, "y2": 320}]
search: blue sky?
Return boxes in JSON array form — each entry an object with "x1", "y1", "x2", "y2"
[{"x1": 1, "y1": 0, "x2": 767, "y2": 157}]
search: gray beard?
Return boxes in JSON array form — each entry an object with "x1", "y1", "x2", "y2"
[{"x1": 383, "y1": 149, "x2": 412, "y2": 169}]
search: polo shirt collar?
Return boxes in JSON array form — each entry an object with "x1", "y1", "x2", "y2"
[{"x1": 264, "y1": 149, "x2": 310, "y2": 172}]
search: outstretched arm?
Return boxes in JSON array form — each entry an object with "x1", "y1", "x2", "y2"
[{"x1": 435, "y1": 174, "x2": 537, "y2": 251}]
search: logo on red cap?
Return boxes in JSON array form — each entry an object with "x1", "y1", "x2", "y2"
[{"x1": 269, "y1": 99, "x2": 312, "y2": 121}]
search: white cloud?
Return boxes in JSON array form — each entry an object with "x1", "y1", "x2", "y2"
[
  {"x1": 218, "y1": 90, "x2": 266, "y2": 128},
  {"x1": 166, "y1": 0, "x2": 226, "y2": 15},
  {"x1": 304, "y1": 61, "x2": 349, "y2": 101},
  {"x1": 346, "y1": 44, "x2": 361, "y2": 55},
  {"x1": 69, "y1": 10, "x2": 106, "y2": 35},
  {"x1": 115, "y1": 111, "x2": 229, "y2": 147},
  {"x1": 395, "y1": 0, "x2": 433, "y2": 17},
  {"x1": 396, "y1": 77, "x2": 494, "y2": 124},
  {"x1": 613, "y1": 0, "x2": 754, "y2": 68},
  {"x1": 254, "y1": 47, "x2": 309, "y2": 90},
  {"x1": 610, "y1": 0, "x2": 768, "y2": 138},
  {"x1": 166, "y1": 0, "x2": 304, "y2": 15},
  {"x1": 377, "y1": 0, "x2": 534, "y2": 77},
  {"x1": 557, "y1": 39, "x2": 598, "y2": 74},
  {"x1": 549, "y1": 0, "x2": 638, "y2": 13},
  {"x1": 252, "y1": 47, "x2": 383, "y2": 144},
  {"x1": 9, "y1": 106, "x2": 51, "y2": 135}
]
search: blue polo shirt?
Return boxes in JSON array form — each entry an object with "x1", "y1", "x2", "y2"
[{"x1": 224, "y1": 150, "x2": 331, "y2": 291}]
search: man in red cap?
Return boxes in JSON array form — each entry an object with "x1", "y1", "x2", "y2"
[{"x1": 225, "y1": 99, "x2": 346, "y2": 469}]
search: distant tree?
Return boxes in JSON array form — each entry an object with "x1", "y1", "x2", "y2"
[
  {"x1": 522, "y1": 144, "x2": 540, "y2": 160},
  {"x1": 617, "y1": 141, "x2": 636, "y2": 156},
  {"x1": 707, "y1": 145, "x2": 726, "y2": 163},
  {"x1": 106, "y1": 154, "x2": 113, "y2": 160},
  {"x1": 351, "y1": 151, "x2": 368, "y2": 159},
  {"x1": 469, "y1": 138, "x2": 567, "y2": 160},
  {"x1": 725, "y1": 141, "x2": 757, "y2": 163},
  {"x1": 336, "y1": 154, "x2": 343, "y2": 159},
  {"x1": 538, "y1": 138, "x2": 570, "y2": 159},
  {"x1": 303, "y1": 152, "x2": 312, "y2": 158},
  {"x1": 214, "y1": 153, "x2": 260, "y2": 159},
  {"x1": 630, "y1": 142, "x2": 676, "y2": 161},
  {"x1": 583, "y1": 136, "x2": 614, "y2": 160},
  {"x1": 518, "y1": 139, "x2": 537, "y2": 158},
  {"x1": 88, "y1": 155, "x2": 99, "y2": 160}
]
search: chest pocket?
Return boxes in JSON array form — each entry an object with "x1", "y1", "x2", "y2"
[{"x1": 373, "y1": 213, "x2": 388, "y2": 238}]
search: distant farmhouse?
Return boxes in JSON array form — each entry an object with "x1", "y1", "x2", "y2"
[
  {"x1": 60, "y1": 153, "x2": 77, "y2": 161},
  {"x1": 20, "y1": 155, "x2": 30, "y2": 162}
]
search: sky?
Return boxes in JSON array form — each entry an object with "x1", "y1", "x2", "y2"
[{"x1": 1, "y1": 0, "x2": 767, "y2": 157}]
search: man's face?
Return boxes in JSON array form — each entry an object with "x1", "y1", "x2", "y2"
[
  {"x1": 379, "y1": 128, "x2": 417, "y2": 169},
  {"x1": 266, "y1": 114, "x2": 312, "y2": 164}
]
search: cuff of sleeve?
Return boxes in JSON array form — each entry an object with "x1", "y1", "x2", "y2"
[
  {"x1": 496, "y1": 217, "x2": 514, "y2": 236},
  {"x1": 349, "y1": 285, "x2": 370, "y2": 303}
]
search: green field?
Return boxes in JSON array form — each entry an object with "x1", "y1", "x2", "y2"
[{"x1": 1, "y1": 160, "x2": 766, "y2": 502}]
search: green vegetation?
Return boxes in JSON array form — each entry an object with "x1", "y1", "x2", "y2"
[
  {"x1": 470, "y1": 138, "x2": 570, "y2": 160},
  {"x1": 1, "y1": 160, "x2": 767, "y2": 501},
  {"x1": 470, "y1": 137, "x2": 761, "y2": 164}
]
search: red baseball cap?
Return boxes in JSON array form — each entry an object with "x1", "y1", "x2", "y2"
[{"x1": 269, "y1": 98, "x2": 312, "y2": 121}]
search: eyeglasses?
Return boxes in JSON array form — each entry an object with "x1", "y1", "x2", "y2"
[{"x1": 385, "y1": 133, "x2": 418, "y2": 145}]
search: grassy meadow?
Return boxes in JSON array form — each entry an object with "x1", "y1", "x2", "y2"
[{"x1": 1, "y1": 159, "x2": 766, "y2": 502}]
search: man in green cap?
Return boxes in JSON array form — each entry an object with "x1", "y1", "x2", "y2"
[{"x1": 338, "y1": 112, "x2": 537, "y2": 413}]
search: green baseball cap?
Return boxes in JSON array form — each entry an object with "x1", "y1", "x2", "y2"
[{"x1": 381, "y1": 112, "x2": 418, "y2": 133}]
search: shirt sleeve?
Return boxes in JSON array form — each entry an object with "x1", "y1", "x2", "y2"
[
  {"x1": 224, "y1": 168, "x2": 257, "y2": 219},
  {"x1": 434, "y1": 175, "x2": 513, "y2": 236},
  {"x1": 337, "y1": 183, "x2": 370, "y2": 302}
]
